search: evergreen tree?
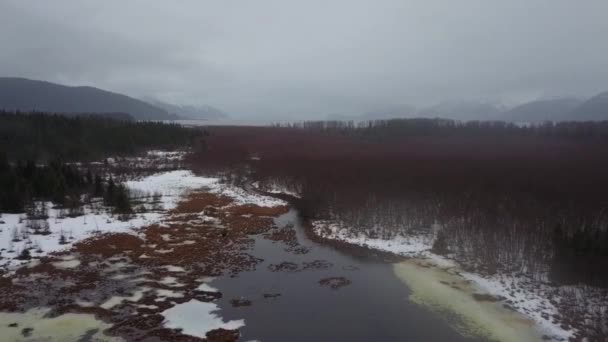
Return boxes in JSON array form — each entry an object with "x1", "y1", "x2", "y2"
[
  {"x1": 94, "y1": 174, "x2": 104, "y2": 197},
  {"x1": 105, "y1": 177, "x2": 115, "y2": 206}
]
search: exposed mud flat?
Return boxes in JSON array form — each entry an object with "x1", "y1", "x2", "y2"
[{"x1": 393, "y1": 259, "x2": 543, "y2": 342}]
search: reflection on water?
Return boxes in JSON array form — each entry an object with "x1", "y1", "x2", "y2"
[{"x1": 211, "y1": 209, "x2": 480, "y2": 342}]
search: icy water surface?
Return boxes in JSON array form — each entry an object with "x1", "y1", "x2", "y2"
[{"x1": 211, "y1": 209, "x2": 481, "y2": 342}]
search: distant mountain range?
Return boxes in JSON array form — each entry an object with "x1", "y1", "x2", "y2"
[
  {"x1": 502, "y1": 93, "x2": 608, "y2": 122},
  {"x1": 329, "y1": 101, "x2": 504, "y2": 122},
  {"x1": 0, "y1": 77, "x2": 172, "y2": 120},
  {"x1": 144, "y1": 98, "x2": 229, "y2": 121},
  {"x1": 362, "y1": 105, "x2": 418, "y2": 120},
  {"x1": 417, "y1": 101, "x2": 504, "y2": 121},
  {"x1": 0, "y1": 77, "x2": 228, "y2": 121},
  {"x1": 568, "y1": 91, "x2": 608, "y2": 121},
  {"x1": 2, "y1": 77, "x2": 607, "y2": 123},
  {"x1": 335, "y1": 92, "x2": 608, "y2": 123},
  {"x1": 502, "y1": 98, "x2": 583, "y2": 122}
]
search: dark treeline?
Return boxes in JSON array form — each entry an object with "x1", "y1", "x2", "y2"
[
  {"x1": 277, "y1": 118, "x2": 608, "y2": 140},
  {"x1": 0, "y1": 155, "x2": 132, "y2": 215},
  {"x1": 191, "y1": 119, "x2": 608, "y2": 286},
  {"x1": 0, "y1": 111, "x2": 202, "y2": 161}
]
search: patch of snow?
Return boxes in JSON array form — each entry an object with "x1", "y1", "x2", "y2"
[
  {"x1": 0, "y1": 207, "x2": 162, "y2": 271},
  {"x1": 155, "y1": 248, "x2": 174, "y2": 254},
  {"x1": 312, "y1": 220, "x2": 433, "y2": 255},
  {"x1": 163, "y1": 265, "x2": 186, "y2": 273},
  {"x1": 126, "y1": 170, "x2": 286, "y2": 209},
  {"x1": 210, "y1": 184, "x2": 286, "y2": 208},
  {"x1": 252, "y1": 180, "x2": 301, "y2": 198},
  {"x1": 197, "y1": 283, "x2": 219, "y2": 293},
  {"x1": 159, "y1": 276, "x2": 184, "y2": 287},
  {"x1": 146, "y1": 150, "x2": 186, "y2": 160},
  {"x1": 162, "y1": 299, "x2": 244, "y2": 338},
  {"x1": 197, "y1": 276, "x2": 216, "y2": 283},
  {"x1": 76, "y1": 300, "x2": 96, "y2": 308},
  {"x1": 100, "y1": 288, "x2": 149, "y2": 309},
  {"x1": 110, "y1": 274, "x2": 131, "y2": 280},
  {"x1": 156, "y1": 289, "x2": 185, "y2": 300},
  {"x1": 172, "y1": 240, "x2": 196, "y2": 246},
  {"x1": 52, "y1": 257, "x2": 81, "y2": 269},
  {"x1": 125, "y1": 170, "x2": 217, "y2": 210},
  {"x1": 138, "y1": 304, "x2": 159, "y2": 310}
]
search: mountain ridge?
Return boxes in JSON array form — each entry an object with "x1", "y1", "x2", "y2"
[
  {"x1": 144, "y1": 98, "x2": 229, "y2": 121},
  {"x1": 0, "y1": 77, "x2": 171, "y2": 120}
]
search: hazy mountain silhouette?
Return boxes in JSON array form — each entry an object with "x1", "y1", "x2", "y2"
[
  {"x1": 0, "y1": 77, "x2": 171, "y2": 120},
  {"x1": 145, "y1": 99, "x2": 229, "y2": 120},
  {"x1": 417, "y1": 101, "x2": 504, "y2": 121},
  {"x1": 503, "y1": 98, "x2": 582, "y2": 122},
  {"x1": 568, "y1": 91, "x2": 608, "y2": 121},
  {"x1": 361, "y1": 105, "x2": 418, "y2": 120},
  {"x1": 329, "y1": 102, "x2": 502, "y2": 121}
]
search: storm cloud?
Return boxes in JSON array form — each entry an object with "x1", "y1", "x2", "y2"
[{"x1": 2, "y1": 0, "x2": 607, "y2": 119}]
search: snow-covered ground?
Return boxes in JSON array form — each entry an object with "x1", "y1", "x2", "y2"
[
  {"x1": 312, "y1": 219, "x2": 573, "y2": 341},
  {"x1": 0, "y1": 169, "x2": 209, "y2": 271},
  {"x1": 215, "y1": 183, "x2": 286, "y2": 207},
  {"x1": 100, "y1": 150, "x2": 188, "y2": 170},
  {"x1": 0, "y1": 152, "x2": 293, "y2": 338},
  {"x1": 252, "y1": 181, "x2": 301, "y2": 198},
  {"x1": 461, "y1": 272, "x2": 572, "y2": 340},
  {"x1": 0, "y1": 207, "x2": 162, "y2": 270},
  {"x1": 127, "y1": 171, "x2": 285, "y2": 209},
  {"x1": 312, "y1": 220, "x2": 434, "y2": 255},
  {"x1": 1, "y1": 167, "x2": 284, "y2": 272},
  {"x1": 125, "y1": 170, "x2": 217, "y2": 210}
]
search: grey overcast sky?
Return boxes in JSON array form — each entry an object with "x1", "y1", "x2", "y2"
[{"x1": 1, "y1": 0, "x2": 608, "y2": 119}]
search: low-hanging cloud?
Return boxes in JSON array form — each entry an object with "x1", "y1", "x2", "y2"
[{"x1": 2, "y1": 0, "x2": 608, "y2": 119}]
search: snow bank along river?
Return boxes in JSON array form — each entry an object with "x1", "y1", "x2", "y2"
[{"x1": 313, "y1": 220, "x2": 573, "y2": 341}]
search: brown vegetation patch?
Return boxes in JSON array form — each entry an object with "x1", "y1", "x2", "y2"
[
  {"x1": 225, "y1": 204, "x2": 289, "y2": 217},
  {"x1": 229, "y1": 298, "x2": 252, "y2": 307},
  {"x1": 303, "y1": 260, "x2": 333, "y2": 271},
  {"x1": 0, "y1": 190, "x2": 283, "y2": 342},
  {"x1": 263, "y1": 225, "x2": 311, "y2": 254},
  {"x1": 73, "y1": 233, "x2": 145, "y2": 258},
  {"x1": 263, "y1": 226, "x2": 297, "y2": 245},
  {"x1": 319, "y1": 277, "x2": 352, "y2": 290},
  {"x1": 171, "y1": 193, "x2": 234, "y2": 214},
  {"x1": 223, "y1": 215, "x2": 275, "y2": 236},
  {"x1": 268, "y1": 262, "x2": 299, "y2": 272},
  {"x1": 263, "y1": 293, "x2": 281, "y2": 299},
  {"x1": 206, "y1": 328, "x2": 241, "y2": 341}
]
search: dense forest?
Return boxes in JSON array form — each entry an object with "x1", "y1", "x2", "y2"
[
  {"x1": 0, "y1": 111, "x2": 202, "y2": 215},
  {"x1": 192, "y1": 119, "x2": 608, "y2": 337},
  {"x1": 0, "y1": 111, "x2": 202, "y2": 161},
  {"x1": 0, "y1": 156, "x2": 132, "y2": 215},
  {"x1": 192, "y1": 119, "x2": 608, "y2": 285}
]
